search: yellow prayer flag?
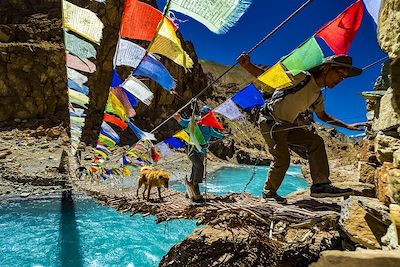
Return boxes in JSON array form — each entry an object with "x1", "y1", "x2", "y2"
[
  {"x1": 122, "y1": 166, "x2": 131, "y2": 177},
  {"x1": 95, "y1": 149, "x2": 107, "y2": 160},
  {"x1": 62, "y1": 0, "x2": 104, "y2": 45},
  {"x1": 256, "y1": 63, "x2": 293, "y2": 91},
  {"x1": 106, "y1": 92, "x2": 127, "y2": 122},
  {"x1": 148, "y1": 17, "x2": 193, "y2": 70},
  {"x1": 126, "y1": 150, "x2": 138, "y2": 158},
  {"x1": 173, "y1": 130, "x2": 190, "y2": 143}
]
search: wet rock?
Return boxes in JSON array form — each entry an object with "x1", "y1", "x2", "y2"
[
  {"x1": 375, "y1": 131, "x2": 400, "y2": 164},
  {"x1": 310, "y1": 250, "x2": 400, "y2": 267},
  {"x1": 20, "y1": 192, "x2": 30, "y2": 198},
  {"x1": 339, "y1": 196, "x2": 388, "y2": 249}
]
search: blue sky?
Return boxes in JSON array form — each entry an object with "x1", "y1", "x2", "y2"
[{"x1": 157, "y1": 0, "x2": 387, "y2": 135}]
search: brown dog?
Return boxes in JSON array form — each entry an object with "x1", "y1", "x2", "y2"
[{"x1": 136, "y1": 166, "x2": 170, "y2": 201}]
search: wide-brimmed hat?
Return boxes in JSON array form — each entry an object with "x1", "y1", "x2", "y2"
[{"x1": 309, "y1": 55, "x2": 362, "y2": 77}]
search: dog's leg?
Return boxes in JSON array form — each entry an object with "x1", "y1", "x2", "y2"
[
  {"x1": 157, "y1": 187, "x2": 163, "y2": 201},
  {"x1": 142, "y1": 184, "x2": 148, "y2": 199},
  {"x1": 136, "y1": 179, "x2": 142, "y2": 197},
  {"x1": 147, "y1": 185, "x2": 151, "y2": 201}
]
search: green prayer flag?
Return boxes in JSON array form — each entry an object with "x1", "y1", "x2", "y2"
[
  {"x1": 186, "y1": 123, "x2": 205, "y2": 152},
  {"x1": 281, "y1": 37, "x2": 324, "y2": 75},
  {"x1": 64, "y1": 31, "x2": 97, "y2": 60}
]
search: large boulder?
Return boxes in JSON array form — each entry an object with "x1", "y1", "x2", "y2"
[
  {"x1": 339, "y1": 196, "x2": 389, "y2": 249},
  {"x1": 310, "y1": 250, "x2": 400, "y2": 267},
  {"x1": 378, "y1": 0, "x2": 400, "y2": 58},
  {"x1": 373, "y1": 88, "x2": 400, "y2": 132},
  {"x1": 375, "y1": 163, "x2": 400, "y2": 204},
  {"x1": 375, "y1": 131, "x2": 400, "y2": 164}
]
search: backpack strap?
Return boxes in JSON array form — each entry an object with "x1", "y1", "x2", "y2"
[{"x1": 269, "y1": 73, "x2": 312, "y2": 102}]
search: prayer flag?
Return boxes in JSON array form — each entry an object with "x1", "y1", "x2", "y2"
[
  {"x1": 133, "y1": 54, "x2": 176, "y2": 91},
  {"x1": 100, "y1": 121, "x2": 120, "y2": 143},
  {"x1": 120, "y1": 0, "x2": 166, "y2": 41},
  {"x1": 66, "y1": 53, "x2": 96, "y2": 73},
  {"x1": 69, "y1": 106, "x2": 86, "y2": 117},
  {"x1": 67, "y1": 67, "x2": 88, "y2": 87},
  {"x1": 128, "y1": 121, "x2": 156, "y2": 141},
  {"x1": 173, "y1": 130, "x2": 190, "y2": 143},
  {"x1": 363, "y1": 0, "x2": 381, "y2": 24},
  {"x1": 68, "y1": 79, "x2": 89, "y2": 95},
  {"x1": 187, "y1": 123, "x2": 205, "y2": 152},
  {"x1": 150, "y1": 147, "x2": 161, "y2": 162},
  {"x1": 95, "y1": 149, "x2": 108, "y2": 160},
  {"x1": 96, "y1": 144, "x2": 111, "y2": 155},
  {"x1": 315, "y1": 0, "x2": 364, "y2": 55},
  {"x1": 231, "y1": 83, "x2": 264, "y2": 110},
  {"x1": 164, "y1": 137, "x2": 185, "y2": 149},
  {"x1": 112, "y1": 87, "x2": 136, "y2": 118},
  {"x1": 214, "y1": 99, "x2": 245, "y2": 121},
  {"x1": 103, "y1": 113, "x2": 128, "y2": 130},
  {"x1": 122, "y1": 76, "x2": 154, "y2": 106},
  {"x1": 198, "y1": 112, "x2": 224, "y2": 130},
  {"x1": 68, "y1": 89, "x2": 89, "y2": 108},
  {"x1": 98, "y1": 133, "x2": 116, "y2": 147},
  {"x1": 62, "y1": 0, "x2": 104, "y2": 44},
  {"x1": 281, "y1": 37, "x2": 324, "y2": 75},
  {"x1": 111, "y1": 69, "x2": 123, "y2": 88},
  {"x1": 148, "y1": 17, "x2": 194, "y2": 70},
  {"x1": 105, "y1": 91, "x2": 127, "y2": 121},
  {"x1": 169, "y1": 0, "x2": 252, "y2": 34},
  {"x1": 122, "y1": 166, "x2": 131, "y2": 177},
  {"x1": 156, "y1": 142, "x2": 174, "y2": 158},
  {"x1": 122, "y1": 88, "x2": 139, "y2": 107},
  {"x1": 257, "y1": 63, "x2": 293, "y2": 90},
  {"x1": 64, "y1": 31, "x2": 97, "y2": 60},
  {"x1": 113, "y1": 39, "x2": 146, "y2": 68}
]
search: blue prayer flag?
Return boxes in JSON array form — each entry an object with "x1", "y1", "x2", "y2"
[
  {"x1": 111, "y1": 69, "x2": 123, "y2": 88},
  {"x1": 100, "y1": 129, "x2": 120, "y2": 143},
  {"x1": 231, "y1": 83, "x2": 265, "y2": 110},
  {"x1": 133, "y1": 54, "x2": 176, "y2": 91},
  {"x1": 68, "y1": 79, "x2": 89, "y2": 95},
  {"x1": 164, "y1": 137, "x2": 185, "y2": 149},
  {"x1": 122, "y1": 88, "x2": 139, "y2": 107}
]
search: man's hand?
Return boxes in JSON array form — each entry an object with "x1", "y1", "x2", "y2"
[
  {"x1": 346, "y1": 122, "x2": 370, "y2": 131},
  {"x1": 237, "y1": 52, "x2": 251, "y2": 67},
  {"x1": 173, "y1": 113, "x2": 182, "y2": 122}
]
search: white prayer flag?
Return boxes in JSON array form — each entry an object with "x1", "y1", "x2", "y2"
[
  {"x1": 122, "y1": 76, "x2": 154, "y2": 106},
  {"x1": 214, "y1": 99, "x2": 245, "y2": 121},
  {"x1": 113, "y1": 39, "x2": 146, "y2": 68},
  {"x1": 363, "y1": 0, "x2": 382, "y2": 24},
  {"x1": 169, "y1": 0, "x2": 252, "y2": 34},
  {"x1": 156, "y1": 142, "x2": 174, "y2": 158},
  {"x1": 62, "y1": 0, "x2": 104, "y2": 44},
  {"x1": 67, "y1": 67, "x2": 88, "y2": 87}
]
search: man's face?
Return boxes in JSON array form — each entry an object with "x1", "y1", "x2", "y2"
[{"x1": 324, "y1": 67, "x2": 349, "y2": 88}]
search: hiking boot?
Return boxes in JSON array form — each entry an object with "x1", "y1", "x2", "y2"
[
  {"x1": 310, "y1": 184, "x2": 353, "y2": 198},
  {"x1": 191, "y1": 194, "x2": 205, "y2": 203},
  {"x1": 262, "y1": 192, "x2": 287, "y2": 204}
]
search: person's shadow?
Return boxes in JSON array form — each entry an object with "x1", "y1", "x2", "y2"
[{"x1": 59, "y1": 192, "x2": 84, "y2": 267}]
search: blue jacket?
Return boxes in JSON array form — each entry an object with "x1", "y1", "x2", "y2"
[{"x1": 178, "y1": 117, "x2": 224, "y2": 154}]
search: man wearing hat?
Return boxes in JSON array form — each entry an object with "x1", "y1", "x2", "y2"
[{"x1": 238, "y1": 53, "x2": 368, "y2": 202}]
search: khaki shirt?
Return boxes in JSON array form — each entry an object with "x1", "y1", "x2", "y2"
[{"x1": 271, "y1": 72, "x2": 324, "y2": 123}]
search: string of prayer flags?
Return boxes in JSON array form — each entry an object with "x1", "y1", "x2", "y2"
[
  {"x1": 214, "y1": 99, "x2": 245, "y2": 121},
  {"x1": 103, "y1": 112, "x2": 128, "y2": 131},
  {"x1": 173, "y1": 130, "x2": 190, "y2": 143},
  {"x1": 66, "y1": 53, "x2": 96, "y2": 73},
  {"x1": 120, "y1": 0, "x2": 176, "y2": 41},
  {"x1": 113, "y1": 39, "x2": 146, "y2": 68},
  {"x1": 363, "y1": 0, "x2": 381, "y2": 24},
  {"x1": 67, "y1": 67, "x2": 88, "y2": 87},
  {"x1": 156, "y1": 142, "x2": 174, "y2": 158},
  {"x1": 68, "y1": 79, "x2": 89, "y2": 95},
  {"x1": 122, "y1": 76, "x2": 154, "y2": 106},
  {"x1": 133, "y1": 53, "x2": 176, "y2": 91},
  {"x1": 70, "y1": 116, "x2": 85, "y2": 126},
  {"x1": 281, "y1": 37, "x2": 324, "y2": 76},
  {"x1": 105, "y1": 91, "x2": 128, "y2": 121},
  {"x1": 98, "y1": 133, "x2": 116, "y2": 147},
  {"x1": 231, "y1": 83, "x2": 264, "y2": 110},
  {"x1": 68, "y1": 89, "x2": 89, "y2": 108},
  {"x1": 164, "y1": 137, "x2": 185, "y2": 149},
  {"x1": 148, "y1": 17, "x2": 194, "y2": 70},
  {"x1": 169, "y1": 0, "x2": 252, "y2": 34},
  {"x1": 257, "y1": 63, "x2": 293, "y2": 90},
  {"x1": 315, "y1": 0, "x2": 364, "y2": 55},
  {"x1": 64, "y1": 31, "x2": 97, "y2": 60},
  {"x1": 187, "y1": 123, "x2": 205, "y2": 152},
  {"x1": 112, "y1": 87, "x2": 136, "y2": 118},
  {"x1": 100, "y1": 121, "x2": 120, "y2": 143},
  {"x1": 62, "y1": 0, "x2": 104, "y2": 44},
  {"x1": 95, "y1": 149, "x2": 108, "y2": 160},
  {"x1": 96, "y1": 144, "x2": 111, "y2": 156},
  {"x1": 198, "y1": 112, "x2": 224, "y2": 130},
  {"x1": 128, "y1": 121, "x2": 156, "y2": 141}
]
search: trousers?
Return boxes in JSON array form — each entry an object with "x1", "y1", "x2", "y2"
[
  {"x1": 188, "y1": 150, "x2": 205, "y2": 184},
  {"x1": 260, "y1": 121, "x2": 331, "y2": 195}
]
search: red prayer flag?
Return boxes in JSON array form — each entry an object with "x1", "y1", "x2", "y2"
[
  {"x1": 103, "y1": 113, "x2": 128, "y2": 130},
  {"x1": 315, "y1": 0, "x2": 363, "y2": 55},
  {"x1": 198, "y1": 112, "x2": 224, "y2": 130},
  {"x1": 120, "y1": 0, "x2": 177, "y2": 41}
]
